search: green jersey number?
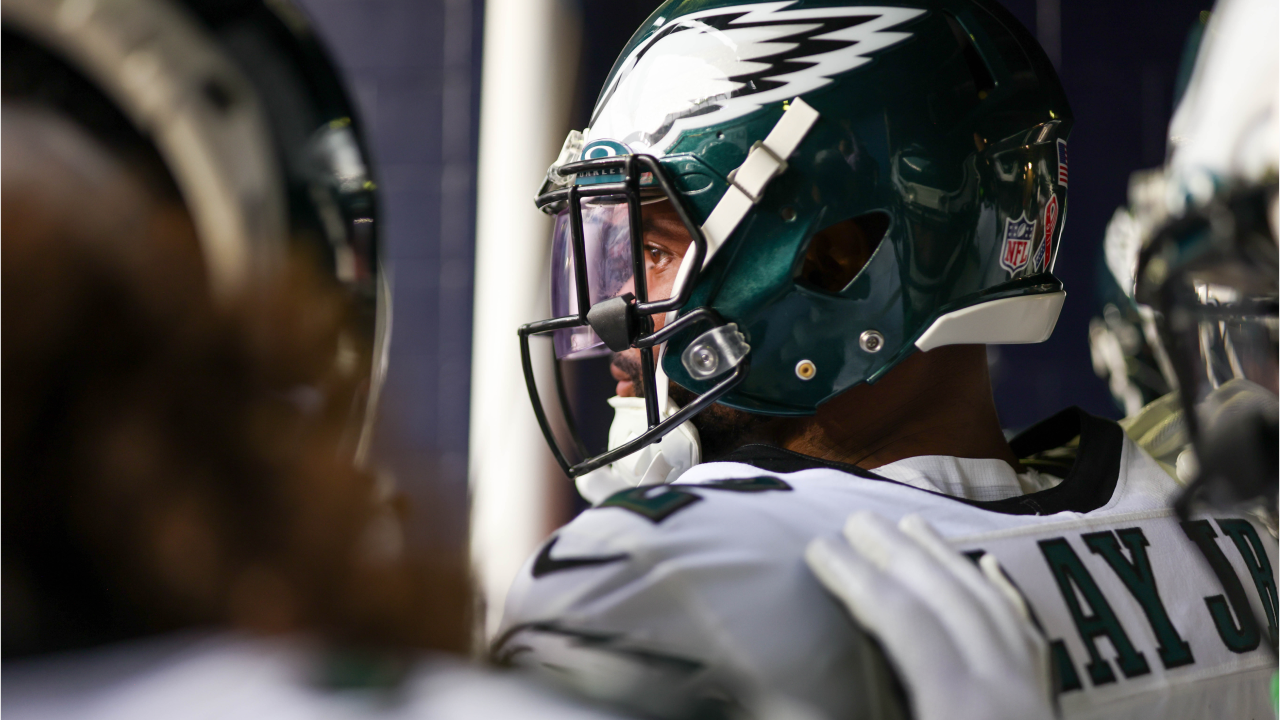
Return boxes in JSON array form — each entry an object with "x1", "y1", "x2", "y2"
[{"x1": 599, "y1": 476, "x2": 793, "y2": 523}]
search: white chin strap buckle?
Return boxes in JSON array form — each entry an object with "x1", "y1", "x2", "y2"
[{"x1": 575, "y1": 395, "x2": 702, "y2": 505}]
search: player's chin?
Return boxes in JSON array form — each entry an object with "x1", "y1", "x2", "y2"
[{"x1": 610, "y1": 352, "x2": 642, "y2": 398}]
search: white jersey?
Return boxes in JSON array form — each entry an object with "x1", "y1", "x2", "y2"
[
  {"x1": 496, "y1": 409, "x2": 1278, "y2": 720},
  {"x1": 2, "y1": 632, "x2": 625, "y2": 720}
]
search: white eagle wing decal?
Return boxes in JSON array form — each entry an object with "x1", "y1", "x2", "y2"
[{"x1": 588, "y1": 2, "x2": 926, "y2": 155}]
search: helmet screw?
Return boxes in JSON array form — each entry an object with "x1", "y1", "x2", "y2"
[
  {"x1": 859, "y1": 330, "x2": 884, "y2": 353},
  {"x1": 690, "y1": 345, "x2": 719, "y2": 376},
  {"x1": 795, "y1": 359, "x2": 816, "y2": 381}
]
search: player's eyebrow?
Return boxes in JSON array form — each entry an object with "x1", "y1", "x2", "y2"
[{"x1": 640, "y1": 212, "x2": 690, "y2": 244}]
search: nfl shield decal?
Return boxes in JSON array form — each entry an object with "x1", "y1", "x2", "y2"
[{"x1": 1000, "y1": 213, "x2": 1035, "y2": 274}]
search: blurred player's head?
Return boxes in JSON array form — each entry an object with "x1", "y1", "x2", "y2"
[
  {"x1": 1, "y1": 100, "x2": 468, "y2": 663},
  {"x1": 520, "y1": 0, "x2": 1072, "y2": 484},
  {"x1": 4, "y1": 0, "x2": 386, "y2": 463},
  {"x1": 1126, "y1": 0, "x2": 1278, "y2": 514},
  {"x1": 1, "y1": 0, "x2": 467, "y2": 660}
]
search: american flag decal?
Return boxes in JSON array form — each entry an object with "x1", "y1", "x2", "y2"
[{"x1": 1056, "y1": 139, "x2": 1069, "y2": 187}]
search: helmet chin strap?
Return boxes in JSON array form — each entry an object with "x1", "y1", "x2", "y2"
[
  {"x1": 575, "y1": 350, "x2": 703, "y2": 504},
  {"x1": 655, "y1": 344, "x2": 671, "y2": 412}
]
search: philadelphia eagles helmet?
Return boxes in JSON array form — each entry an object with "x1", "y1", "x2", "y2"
[{"x1": 521, "y1": 0, "x2": 1073, "y2": 478}]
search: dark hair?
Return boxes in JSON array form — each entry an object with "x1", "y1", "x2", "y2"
[{"x1": 2, "y1": 105, "x2": 468, "y2": 660}]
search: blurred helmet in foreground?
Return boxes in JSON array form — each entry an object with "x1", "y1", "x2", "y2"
[
  {"x1": 1120, "y1": 0, "x2": 1278, "y2": 515},
  {"x1": 2, "y1": 0, "x2": 385, "y2": 461}
]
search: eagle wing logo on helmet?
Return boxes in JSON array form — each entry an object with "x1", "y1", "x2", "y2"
[{"x1": 588, "y1": 2, "x2": 925, "y2": 155}]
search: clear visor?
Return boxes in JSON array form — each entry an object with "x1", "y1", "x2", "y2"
[
  {"x1": 550, "y1": 199, "x2": 687, "y2": 359},
  {"x1": 1185, "y1": 282, "x2": 1279, "y2": 406}
]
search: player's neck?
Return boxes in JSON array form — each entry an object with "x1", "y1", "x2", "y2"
[{"x1": 775, "y1": 344, "x2": 1023, "y2": 473}]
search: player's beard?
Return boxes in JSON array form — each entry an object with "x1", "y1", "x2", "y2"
[{"x1": 611, "y1": 352, "x2": 774, "y2": 461}]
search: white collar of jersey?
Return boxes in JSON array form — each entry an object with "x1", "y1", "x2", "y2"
[{"x1": 870, "y1": 456, "x2": 1060, "y2": 503}]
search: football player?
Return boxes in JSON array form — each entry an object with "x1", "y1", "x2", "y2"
[
  {"x1": 1124, "y1": 0, "x2": 1278, "y2": 523},
  {"x1": 1063, "y1": 0, "x2": 1278, "y2": 710},
  {"x1": 0, "y1": 2, "x2": 638, "y2": 718},
  {"x1": 497, "y1": 1, "x2": 1278, "y2": 718}
]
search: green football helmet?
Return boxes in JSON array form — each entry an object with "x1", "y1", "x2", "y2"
[{"x1": 521, "y1": 0, "x2": 1073, "y2": 478}]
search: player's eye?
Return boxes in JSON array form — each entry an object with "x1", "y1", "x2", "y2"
[{"x1": 645, "y1": 243, "x2": 673, "y2": 268}]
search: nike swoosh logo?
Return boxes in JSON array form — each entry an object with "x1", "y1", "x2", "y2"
[{"x1": 531, "y1": 536, "x2": 629, "y2": 578}]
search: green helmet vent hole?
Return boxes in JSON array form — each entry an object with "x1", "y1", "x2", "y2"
[{"x1": 795, "y1": 211, "x2": 890, "y2": 295}]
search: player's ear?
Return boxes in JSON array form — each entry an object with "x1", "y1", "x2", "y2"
[{"x1": 796, "y1": 211, "x2": 890, "y2": 294}]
